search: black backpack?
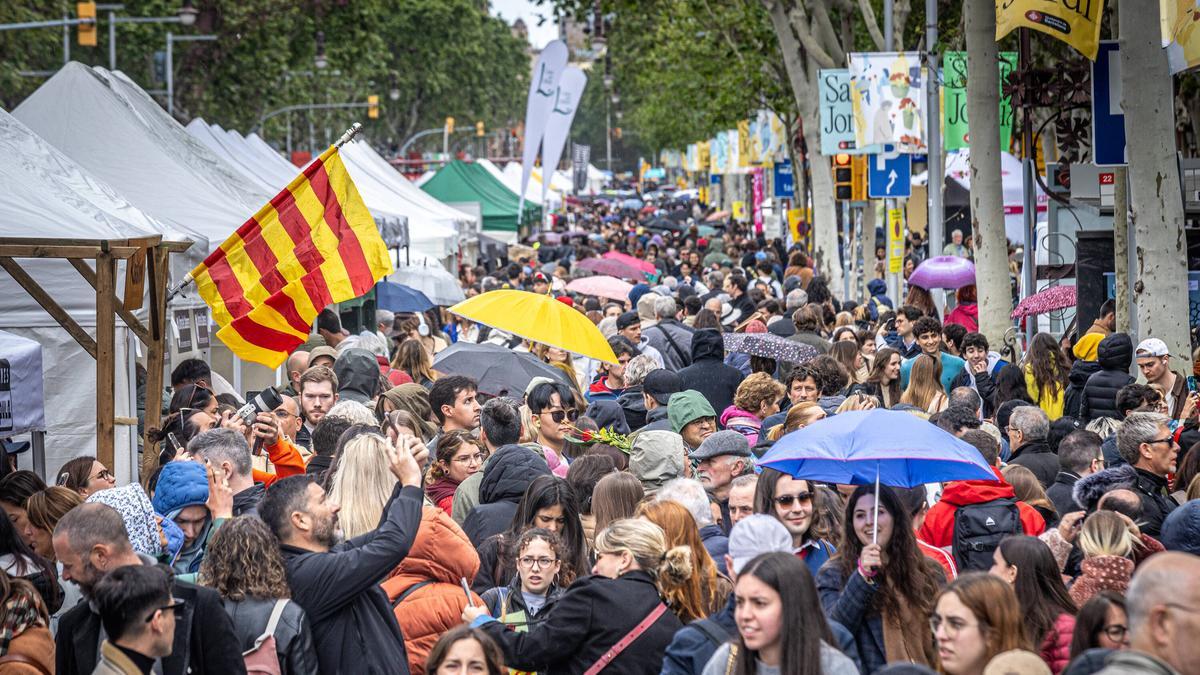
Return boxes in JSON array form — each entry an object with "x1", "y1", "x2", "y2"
[{"x1": 952, "y1": 497, "x2": 1022, "y2": 572}]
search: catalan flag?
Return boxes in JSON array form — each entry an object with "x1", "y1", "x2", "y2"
[{"x1": 189, "y1": 144, "x2": 393, "y2": 367}]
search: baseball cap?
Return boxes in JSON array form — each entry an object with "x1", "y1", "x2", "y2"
[
  {"x1": 532, "y1": 271, "x2": 549, "y2": 284},
  {"x1": 1135, "y1": 338, "x2": 1170, "y2": 357},
  {"x1": 308, "y1": 346, "x2": 337, "y2": 367},
  {"x1": 643, "y1": 369, "x2": 682, "y2": 405},
  {"x1": 727, "y1": 515, "x2": 794, "y2": 574},
  {"x1": 616, "y1": 311, "x2": 641, "y2": 331}
]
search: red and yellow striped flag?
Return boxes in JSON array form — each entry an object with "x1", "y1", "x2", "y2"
[{"x1": 190, "y1": 145, "x2": 393, "y2": 367}]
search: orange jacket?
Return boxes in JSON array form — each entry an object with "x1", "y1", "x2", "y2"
[
  {"x1": 381, "y1": 507, "x2": 484, "y2": 675},
  {"x1": 250, "y1": 437, "x2": 306, "y2": 487}
]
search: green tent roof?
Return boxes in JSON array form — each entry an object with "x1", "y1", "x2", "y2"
[{"x1": 420, "y1": 160, "x2": 540, "y2": 232}]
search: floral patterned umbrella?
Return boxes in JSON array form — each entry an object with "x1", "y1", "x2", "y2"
[
  {"x1": 1011, "y1": 285, "x2": 1076, "y2": 319},
  {"x1": 723, "y1": 333, "x2": 820, "y2": 364}
]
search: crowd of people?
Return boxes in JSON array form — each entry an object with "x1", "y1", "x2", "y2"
[{"x1": 0, "y1": 199, "x2": 1197, "y2": 675}]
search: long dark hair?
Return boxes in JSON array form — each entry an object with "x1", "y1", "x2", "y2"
[
  {"x1": 752, "y1": 468, "x2": 829, "y2": 543},
  {"x1": 501, "y1": 476, "x2": 588, "y2": 585},
  {"x1": 993, "y1": 364, "x2": 1034, "y2": 406},
  {"x1": 0, "y1": 503, "x2": 60, "y2": 611},
  {"x1": 732, "y1": 553, "x2": 833, "y2": 675},
  {"x1": 834, "y1": 485, "x2": 942, "y2": 618},
  {"x1": 1027, "y1": 333, "x2": 1069, "y2": 401},
  {"x1": 865, "y1": 347, "x2": 902, "y2": 406},
  {"x1": 1069, "y1": 591, "x2": 1126, "y2": 659},
  {"x1": 997, "y1": 535, "x2": 1077, "y2": 647}
]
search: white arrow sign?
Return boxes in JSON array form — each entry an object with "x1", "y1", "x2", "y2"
[{"x1": 886, "y1": 170, "x2": 897, "y2": 193}]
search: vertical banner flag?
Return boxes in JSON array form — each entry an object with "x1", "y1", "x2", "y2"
[
  {"x1": 726, "y1": 130, "x2": 741, "y2": 172},
  {"x1": 751, "y1": 168, "x2": 765, "y2": 235},
  {"x1": 943, "y1": 51, "x2": 1018, "y2": 152},
  {"x1": 190, "y1": 144, "x2": 394, "y2": 367},
  {"x1": 519, "y1": 40, "x2": 568, "y2": 222},
  {"x1": 848, "y1": 52, "x2": 927, "y2": 153},
  {"x1": 996, "y1": 0, "x2": 1105, "y2": 60},
  {"x1": 711, "y1": 134, "x2": 728, "y2": 174},
  {"x1": 887, "y1": 207, "x2": 905, "y2": 273},
  {"x1": 572, "y1": 143, "x2": 591, "y2": 194},
  {"x1": 697, "y1": 141, "x2": 711, "y2": 174},
  {"x1": 540, "y1": 66, "x2": 588, "y2": 204},
  {"x1": 737, "y1": 120, "x2": 751, "y2": 168},
  {"x1": 819, "y1": 69, "x2": 856, "y2": 154},
  {"x1": 1161, "y1": 0, "x2": 1200, "y2": 74}
]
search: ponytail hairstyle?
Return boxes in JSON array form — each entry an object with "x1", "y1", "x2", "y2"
[
  {"x1": 593, "y1": 518, "x2": 693, "y2": 596},
  {"x1": 1078, "y1": 511, "x2": 1138, "y2": 559}
]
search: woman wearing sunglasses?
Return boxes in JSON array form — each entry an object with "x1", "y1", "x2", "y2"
[
  {"x1": 752, "y1": 467, "x2": 836, "y2": 576},
  {"x1": 528, "y1": 382, "x2": 578, "y2": 476},
  {"x1": 56, "y1": 456, "x2": 117, "y2": 498}
]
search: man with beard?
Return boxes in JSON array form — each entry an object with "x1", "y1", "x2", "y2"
[
  {"x1": 260, "y1": 435, "x2": 423, "y2": 675},
  {"x1": 53, "y1": 503, "x2": 244, "y2": 675}
]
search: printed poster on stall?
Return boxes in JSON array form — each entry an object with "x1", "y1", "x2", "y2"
[{"x1": 848, "y1": 52, "x2": 927, "y2": 153}]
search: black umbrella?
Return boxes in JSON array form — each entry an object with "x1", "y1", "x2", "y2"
[
  {"x1": 433, "y1": 342, "x2": 573, "y2": 398},
  {"x1": 645, "y1": 216, "x2": 685, "y2": 233}
]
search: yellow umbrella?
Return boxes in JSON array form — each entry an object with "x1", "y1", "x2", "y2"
[{"x1": 448, "y1": 290, "x2": 618, "y2": 364}]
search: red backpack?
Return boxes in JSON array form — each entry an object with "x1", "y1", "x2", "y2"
[{"x1": 242, "y1": 600, "x2": 289, "y2": 675}]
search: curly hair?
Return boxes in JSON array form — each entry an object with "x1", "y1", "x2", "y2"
[
  {"x1": 733, "y1": 372, "x2": 786, "y2": 415},
  {"x1": 199, "y1": 515, "x2": 291, "y2": 602}
]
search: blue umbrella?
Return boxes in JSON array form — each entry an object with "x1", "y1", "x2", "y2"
[
  {"x1": 375, "y1": 281, "x2": 435, "y2": 313},
  {"x1": 759, "y1": 409, "x2": 996, "y2": 542}
]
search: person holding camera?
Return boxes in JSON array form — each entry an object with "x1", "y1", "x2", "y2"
[{"x1": 195, "y1": 399, "x2": 306, "y2": 517}]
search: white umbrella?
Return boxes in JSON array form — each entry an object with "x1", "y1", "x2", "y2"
[{"x1": 388, "y1": 264, "x2": 465, "y2": 306}]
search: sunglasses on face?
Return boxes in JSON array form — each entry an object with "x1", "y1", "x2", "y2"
[
  {"x1": 544, "y1": 409, "x2": 578, "y2": 424},
  {"x1": 774, "y1": 491, "x2": 813, "y2": 507}
]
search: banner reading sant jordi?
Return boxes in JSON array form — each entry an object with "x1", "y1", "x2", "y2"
[{"x1": 848, "y1": 52, "x2": 927, "y2": 153}]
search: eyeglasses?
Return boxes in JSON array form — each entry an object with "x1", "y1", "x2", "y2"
[
  {"x1": 452, "y1": 452, "x2": 485, "y2": 465},
  {"x1": 544, "y1": 409, "x2": 578, "y2": 424},
  {"x1": 518, "y1": 556, "x2": 557, "y2": 569},
  {"x1": 1101, "y1": 623, "x2": 1128, "y2": 642},
  {"x1": 1146, "y1": 436, "x2": 1176, "y2": 446},
  {"x1": 929, "y1": 615, "x2": 982, "y2": 639},
  {"x1": 146, "y1": 598, "x2": 186, "y2": 622},
  {"x1": 88, "y1": 468, "x2": 113, "y2": 483},
  {"x1": 774, "y1": 492, "x2": 813, "y2": 507}
]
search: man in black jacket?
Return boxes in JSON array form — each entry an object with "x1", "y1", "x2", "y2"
[
  {"x1": 1080, "y1": 333, "x2": 1135, "y2": 423},
  {"x1": 1008, "y1": 405, "x2": 1058, "y2": 488},
  {"x1": 1046, "y1": 430, "x2": 1104, "y2": 517},
  {"x1": 260, "y1": 437, "x2": 423, "y2": 675},
  {"x1": 1115, "y1": 412, "x2": 1180, "y2": 537},
  {"x1": 677, "y1": 329, "x2": 744, "y2": 415},
  {"x1": 53, "y1": 503, "x2": 246, "y2": 675}
]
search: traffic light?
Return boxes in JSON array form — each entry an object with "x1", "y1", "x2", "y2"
[
  {"x1": 77, "y1": 2, "x2": 97, "y2": 47},
  {"x1": 833, "y1": 153, "x2": 852, "y2": 201},
  {"x1": 367, "y1": 95, "x2": 379, "y2": 119},
  {"x1": 850, "y1": 156, "x2": 867, "y2": 201},
  {"x1": 475, "y1": 121, "x2": 485, "y2": 137},
  {"x1": 445, "y1": 117, "x2": 455, "y2": 134}
]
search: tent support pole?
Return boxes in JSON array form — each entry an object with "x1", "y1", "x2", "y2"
[
  {"x1": 0, "y1": 257, "x2": 98, "y2": 358},
  {"x1": 96, "y1": 251, "x2": 117, "y2": 472},
  {"x1": 142, "y1": 246, "x2": 170, "y2": 484},
  {"x1": 68, "y1": 258, "x2": 149, "y2": 345}
]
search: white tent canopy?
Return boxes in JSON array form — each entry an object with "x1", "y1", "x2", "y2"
[
  {"x1": 501, "y1": 162, "x2": 564, "y2": 206},
  {"x1": 912, "y1": 149, "x2": 1048, "y2": 244},
  {"x1": 13, "y1": 64, "x2": 264, "y2": 255}
]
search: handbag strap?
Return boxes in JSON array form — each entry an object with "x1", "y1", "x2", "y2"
[
  {"x1": 582, "y1": 602, "x2": 668, "y2": 675},
  {"x1": 248, "y1": 599, "x2": 289, "y2": 653}
]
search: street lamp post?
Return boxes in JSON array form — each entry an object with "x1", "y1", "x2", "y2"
[
  {"x1": 166, "y1": 32, "x2": 217, "y2": 116},
  {"x1": 102, "y1": 1, "x2": 198, "y2": 71}
]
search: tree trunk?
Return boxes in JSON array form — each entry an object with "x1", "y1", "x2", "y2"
[
  {"x1": 964, "y1": 0, "x2": 1011, "y2": 349},
  {"x1": 1121, "y1": 0, "x2": 1192, "y2": 362},
  {"x1": 764, "y1": 0, "x2": 843, "y2": 294}
]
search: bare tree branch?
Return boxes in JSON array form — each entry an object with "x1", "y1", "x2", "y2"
[
  {"x1": 810, "y1": 0, "x2": 847, "y2": 66},
  {"x1": 784, "y1": 2, "x2": 839, "y2": 70},
  {"x1": 856, "y1": 0, "x2": 886, "y2": 50},
  {"x1": 762, "y1": 0, "x2": 814, "y2": 102}
]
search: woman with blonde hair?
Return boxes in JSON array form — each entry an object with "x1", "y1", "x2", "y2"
[
  {"x1": 1068, "y1": 511, "x2": 1137, "y2": 606},
  {"x1": 766, "y1": 401, "x2": 826, "y2": 441},
  {"x1": 901, "y1": 354, "x2": 948, "y2": 413},
  {"x1": 636, "y1": 499, "x2": 729, "y2": 622},
  {"x1": 463, "y1": 518, "x2": 688, "y2": 673},
  {"x1": 392, "y1": 338, "x2": 438, "y2": 389},
  {"x1": 327, "y1": 433, "x2": 398, "y2": 539},
  {"x1": 533, "y1": 343, "x2": 582, "y2": 392},
  {"x1": 722, "y1": 373, "x2": 786, "y2": 446},
  {"x1": 1001, "y1": 464, "x2": 1058, "y2": 528}
]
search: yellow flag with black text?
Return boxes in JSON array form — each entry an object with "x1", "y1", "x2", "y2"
[{"x1": 995, "y1": 0, "x2": 1105, "y2": 60}]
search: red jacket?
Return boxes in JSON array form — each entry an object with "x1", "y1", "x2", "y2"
[
  {"x1": 1040, "y1": 612, "x2": 1076, "y2": 675},
  {"x1": 945, "y1": 302, "x2": 979, "y2": 332},
  {"x1": 918, "y1": 468, "x2": 1047, "y2": 548}
]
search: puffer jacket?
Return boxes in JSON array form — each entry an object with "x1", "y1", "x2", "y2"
[
  {"x1": 719, "y1": 405, "x2": 762, "y2": 446},
  {"x1": 1079, "y1": 333, "x2": 1135, "y2": 423},
  {"x1": 1039, "y1": 612, "x2": 1075, "y2": 675},
  {"x1": 677, "y1": 330, "x2": 744, "y2": 416},
  {"x1": 382, "y1": 507, "x2": 484, "y2": 674},
  {"x1": 462, "y1": 445, "x2": 552, "y2": 547},
  {"x1": 1063, "y1": 359, "x2": 1101, "y2": 420},
  {"x1": 1069, "y1": 555, "x2": 1134, "y2": 607}
]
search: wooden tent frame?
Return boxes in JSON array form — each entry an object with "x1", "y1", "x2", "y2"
[{"x1": 0, "y1": 236, "x2": 191, "y2": 479}]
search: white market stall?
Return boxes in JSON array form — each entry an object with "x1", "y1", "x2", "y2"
[{"x1": 0, "y1": 330, "x2": 47, "y2": 477}]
